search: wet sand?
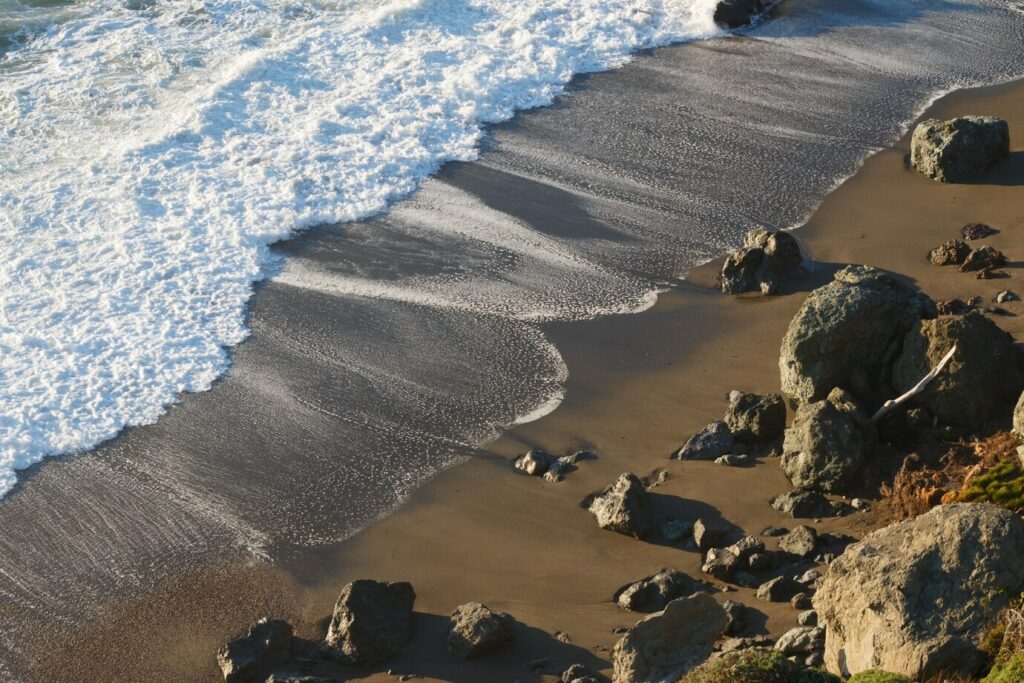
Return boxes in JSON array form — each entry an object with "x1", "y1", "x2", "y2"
[{"x1": 23, "y1": 78, "x2": 1024, "y2": 682}]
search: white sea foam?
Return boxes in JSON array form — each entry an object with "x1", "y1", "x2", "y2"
[{"x1": 0, "y1": 0, "x2": 726, "y2": 496}]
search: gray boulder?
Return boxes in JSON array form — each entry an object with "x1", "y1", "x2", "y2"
[
  {"x1": 587, "y1": 473, "x2": 652, "y2": 538},
  {"x1": 612, "y1": 593, "x2": 727, "y2": 683},
  {"x1": 616, "y1": 569, "x2": 697, "y2": 612},
  {"x1": 779, "y1": 525, "x2": 818, "y2": 558},
  {"x1": 911, "y1": 116, "x2": 1010, "y2": 183},
  {"x1": 693, "y1": 518, "x2": 728, "y2": 551},
  {"x1": 770, "y1": 488, "x2": 836, "y2": 518},
  {"x1": 675, "y1": 421, "x2": 734, "y2": 460},
  {"x1": 720, "y1": 229, "x2": 803, "y2": 295},
  {"x1": 724, "y1": 391, "x2": 787, "y2": 442},
  {"x1": 891, "y1": 312, "x2": 1022, "y2": 429},
  {"x1": 755, "y1": 576, "x2": 801, "y2": 602},
  {"x1": 780, "y1": 266, "x2": 935, "y2": 405},
  {"x1": 814, "y1": 503, "x2": 1024, "y2": 679},
  {"x1": 217, "y1": 618, "x2": 293, "y2": 683},
  {"x1": 774, "y1": 626, "x2": 825, "y2": 657},
  {"x1": 447, "y1": 602, "x2": 517, "y2": 659},
  {"x1": 701, "y1": 547, "x2": 741, "y2": 582},
  {"x1": 781, "y1": 388, "x2": 876, "y2": 493},
  {"x1": 323, "y1": 580, "x2": 415, "y2": 664}
]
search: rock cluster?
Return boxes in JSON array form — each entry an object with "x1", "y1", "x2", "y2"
[
  {"x1": 675, "y1": 390, "x2": 786, "y2": 462},
  {"x1": 720, "y1": 228, "x2": 804, "y2": 295},
  {"x1": 911, "y1": 116, "x2": 1010, "y2": 183}
]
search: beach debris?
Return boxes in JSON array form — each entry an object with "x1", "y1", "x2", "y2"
[
  {"x1": 322, "y1": 580, "x2": 415, "y2": 664},
  {"x1": 910, "y1": 116, "x2": 1010, "y2": 183},
  {"x1": 756, "y1": 576, "x2": 802, "y2": 602},
  {"x1": 612, "y1": 593, "x2": 726, "y2": 683},
  {"x1": 892, "y1": 313, "x2": 1021, "y2": 429},
  {"x1": 562, "y1": 663, "x2": 598, "y2": 683},
  {"x1": 513, "y1": 449, "x2": 554, "y2": 476},
  {"x1": 960, "y1": 245, "x2": 1007, "y2": 272},
  {"x1": 720, "y1": 228, "x2": 803, "y2": 296},
  {"x1": 770, "y1": 488, "x2": 838, "y2": 519},
  {"x1": 615, "y1": 569, "x2": 702, "y2": 612},
  {"x1": 927, "y1": 239, "x2": 970, "y2": 266},
  {"x1": 935, "y1": 298, "x2": 971, "y2": 315},
  {"x1": 780, "y1": 266, "x2": 936, "y2": 405},
  {"x1": 996, "y1": 290, "x2": 1019, "y2": 303},
  {"x1": 779, "y1": 525, "x2": 818, "y2": 558},
  {"x1": 217, "y1": 618, "x2": 293, "y2": 683},
  {"x1": 815, "y1": 503, "x2": 1024, "y2": 679},
  {"x1": 722, "y1": 600, "x2": 747, "y2": 636},
  {"x1": 962, "y1": 222, "x2": 999, "y2": 240},
  {"x1": 723, "y1": 391, "x2": 786, "y2": 442},
  {"x1": 692, "y1": 518, "x2": 728, "y2": 551},
  {"x1": 781, "y1": 388, "x2": 876, "y2": 494},
  {"x1": 586, "y1": 473, "x2": 652, "y2": 538},
  {"x1": 660, "y1": 519, "x2": 693, "y2": 541},
  {"x1": 447, "y1": 602, "x2": 517, "y2": 659},
  {"x1": 674, "y1": 420, "x2": 733, "y2": 460}
]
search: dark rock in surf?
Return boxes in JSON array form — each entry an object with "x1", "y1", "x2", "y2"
[{"x1": 714, "y1": 0, "x2": 775, "y2": 28}]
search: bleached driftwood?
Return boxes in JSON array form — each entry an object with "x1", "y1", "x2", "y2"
[{"x1": 871, "y1": 345, "x2": 957, "y2": 423}]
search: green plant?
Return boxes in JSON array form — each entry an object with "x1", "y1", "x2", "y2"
[
  {"x1": 955, "y1": 461, "x2": 1024, "y2": 510},
  {"x1": 681, "y1": 647, "x2": 840, "y2": 683},
  {"x1": 846, "y1": 671, "x2": 911, "y2": 683},
  {"x1": 982, "y1": 653, "x2": 1024, "y2": 682}
]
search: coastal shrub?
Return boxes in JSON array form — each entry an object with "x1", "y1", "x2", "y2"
[
  {"x1": 954, "y1": 460, "x2": 1024, "y2": 511},
  {"x1": 680, "y1": 647, "x2": 840, "y2": 683},
  {"x1": 982, "y1": 654, "x2": 1024, "y2": 682},
  {"x1": 846, "y1": 671, "x2": 911, "y2": 683}
]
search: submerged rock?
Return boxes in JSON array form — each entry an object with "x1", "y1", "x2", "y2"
[
  {"x1": 815, "y1": 503, "x2": 1024, "y2": 679},
  {"x1": 781, "y1": 388, "x2": 875, "y2": 493},
  {"x1": 217, "y1": 618, "x2": 293, "y2": 683},
  {"x1": 586, "y1": 473, "x2": 652, "y2": 538},
  {"x1": 779, "y1": 266, "x2": 935, "y2": 405},
  {"x1": 448, "y1": 602, "x2": 517, "y2": 659},
  {"x1": 911, "y1": 116, "x2": 1010, "y2": 183},
  {"x1": 675, "y1": 420, "x2": 734, "y2": 461},
  {"x1": 612, "y1": 593, "x2": 726, "y2": 683},
  {"x1": 323, "y1": 580, "x2": 415, "y2": 664},
  {"x1": 724, "y1": 391, "x2": 787, "y2": 442}
]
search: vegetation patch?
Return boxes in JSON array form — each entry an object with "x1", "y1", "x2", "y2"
[
  {"x1": 846, "y1": 671, "x2": 911, "y2": 683},
  {"x1": 680, "y1": 647, "x2": 839, "y2": 683},
  {"x1": 953, "y1": 460, "x2": 1024, "y2": 512}
]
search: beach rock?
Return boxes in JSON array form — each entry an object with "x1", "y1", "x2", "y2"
[
  {"x1": 720, "y1": 229, "x2": 803, "y2": 295},
  {"x1": 675, "y1": 421, "x2": 734, "y2": 461},
  {"x1": 814, "y1": 503, "x2": 1024, "y2": 679},
  {"x1": 927, "y1": 239, "x2": 970, "y2": 266},
  {"x1": 702, "y1": 547, "x2": 741, "y2": 582},
  {"x1": 714, "y1": 453, "x2": 753, "y2": 467},
  {"x1": 779, "y1": 266, "x2": 935, "y2": 405},
  {"x1": 612, "y1": 593, "x2": 727, "y2": 683},
  {"x1": 323, "y1": 580, "x2": 415, "y2": 664},
  {"x1": 760, "y1": 526, "x2": 788, "y2": 537},
  {"x1": 562, "y1": 663, "x2": 598, "y2": 683},
  {"x1": 587, "y1": 473, "x2": 652, "y2": 538},
  {"x1": 779, "y1": 525, "x2": 818, "y2": 558},
  {"x1": 448, "y1": 602, "x2": 517, "y2": 659},
  {"x1": 775, "y1": 626, "x2": 825, "y2": 657},
  {"x1": 514, "y1": 449, "x2": 554, "y2": 476},
  {"x1": 747, "y1": 552, "x2": 772, "y2": 571},
  {"x1": 997, "y1": 290, "x2": 1020, "y2": 304},
  {"x1": 1014, "y1": 391, "x2": 1024, "y2": 439},
  {"x1": 725, "y1": 536, "x2": 766, "y2": 562},
  {"x1": 616, "y1": 570, "x2": 697, "y2": 612},
  {"x1": 660, "y1": 519, "x2": 693, "y2": 541},
  {"x1": 693, "y1": 518, "x2": 728, "y2": 551},
  {"x1": 911, "y1": 116, "x2": 1010, "y2": 183},
  {"x1": 798, "y1": 610, "x2": 818, "y2": 627},
  {"x1": 770, "y1": 488, "x2": 836, "y2": 518},
  {"x1": 963, "y1": 222, "x2": 998, "y2": 240},
  {"x1": 961, "y1": 245, "x2": 1007, "y2": 273},
  {"x1": 724, "y1": 391, "x2": 786, "y2": 442},
  {"x1": 722, "y1": 600, "x2": 747, "y2": 636},
  {"x1": 217, "y1": 618, "x2": 293, "y2": 683},
  {"x1": 543, "y1": 450, "x2": 593, "y2": 482},
  {"x1": 713, "y1": 0, "x2": 771, "y2": 28},
  {"x1": 791, "y1": 592, "x2": 813, "y2": 610},
  {"x1": 891, "y1": 312, "x2": 1022, "y2": 429},
  {"x1": 265, "y1": 677, "x2": 335, "y2": 683},
  {"x1": 935, "y1": 298, "x2": 971, "y2": 316},
  {"x1": 756, "y1": 576, "x2": 802, "y2": 602},
  {"x1": 781, "y1": 388, "x2": 876, "y2": 493}
]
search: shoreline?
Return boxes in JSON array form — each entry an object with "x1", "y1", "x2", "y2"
[{"x1": 20, "y1": 76, "x2": 1024, "y2": 681}]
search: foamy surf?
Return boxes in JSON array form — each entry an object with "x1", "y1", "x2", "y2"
[{"x1": 0, "y1": 0, "x2": 726, "y2": 496}]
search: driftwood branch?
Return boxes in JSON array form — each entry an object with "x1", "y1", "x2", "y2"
[{"x1": 871, "y1": 345, "x2": 957, "y2": 423}]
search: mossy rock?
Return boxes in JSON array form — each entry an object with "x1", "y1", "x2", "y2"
[
  {"x1": 956, "y1": 461, "x2": 1024, "y2": 511},
  {"x1": 983, "y1": 653, "x2": 1024, "y2": 682},
  {"x1": 680, "y1": 647, "x2": 840, "y2": 682},
  {"x1": 847, "y1": 671, "x2": 911, "y2": 683}
]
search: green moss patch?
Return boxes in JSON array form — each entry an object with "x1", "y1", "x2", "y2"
[
  {"x1": 681, "y1": 647, "x2": 840, "y2": 683},
  {"x1": 983, "y1": 653, "x2": 1024, "y2": 682},
  {"x1": 846, "y1": 671, "x2": 911, "y2": 683},
  {"x1": 956, "y1": 460, "x2": 1024, "y2": 511}
]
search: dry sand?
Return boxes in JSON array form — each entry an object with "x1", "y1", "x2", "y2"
[{"x1": 27, "y1": 79, "x2": 1024, "y2": 683}]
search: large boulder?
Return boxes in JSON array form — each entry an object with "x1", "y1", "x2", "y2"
[
  {"x1": 586, "y1": 473, "x2": 652, "y2": 538},
  {"x1": 721, "y1": 228, "x2": 803, "y2": 295},
  {"x1": 217, "y1": 618, "x2": 293, "y2": 683},
  {"x1": 725, "y1": 391, "x2": 787, "y2": 442},
  {"x1": 447, "y1": 602, "x2": 517, "y2": 659},
  {"x1": 322, "y1": 580, "x2": 415, "y2": 664},
  {"x1": 891, "y1": 312, "x2": 1022, "y2": 429},
  {"x1": 814, "y1": 503, "x2": 1024, "y2": 679},
  {"x1": 780, "y1": 266, "x2": 935, "y2": 405},
  {"x1": 612, "y1": 593, "x2": 727, "y2": 683},
  {"x1": 910, "y1": 116, "x2": 1010, "y2": 183},
  {"x1": 781, "y1": 388, "x2": 876, "y2": 493}
]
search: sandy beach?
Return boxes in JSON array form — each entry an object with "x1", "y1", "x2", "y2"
[{"x1": 13, "y1": 70, "x2": 1023, "y2": 682}]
